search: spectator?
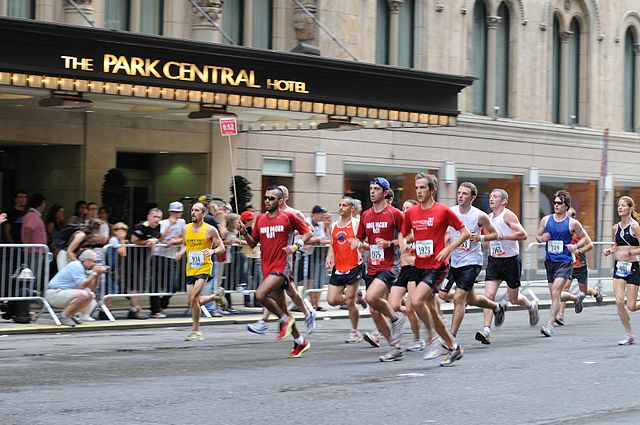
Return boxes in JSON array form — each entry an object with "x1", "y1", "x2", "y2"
[
  {"x1": 131, "y1": 208, "x2": 162, "y2": 316},
  {"x1": 0, "y1": 212, "x2": 6, "y2": 224},
  {"x1": 85, "y1": 202, "x2": 109, "y2": 246},
  {"x1": 151, "y1": 202, "x2": 186, "y2": 317},
  {"x1": 221, "y1": 213, "x2": 243, "y2": 312},
  {"x1": 300, "y1": 205, "x2": 331, "y2": 311},
  {"x1": 21, "y1": 193, "x2": 47, "y2": 246},
  {"x1": 46, "y1": 249, "x2": 108, "y2": 326},
  {"x1": 352, "y1": 199, "x2": 362, "y2": 219},
  {"x1": 199, "y1": 195, "x2": 226, "y2": 316},
  {"x1": 46, "y1": 204, "x2": 66, "y2": 243},
  {"x1": 68, "y1": 200, "x2": 87, "y2": 224},
  {"x1": 58, "y1": 218, "x2": 103, "y2": 270},
  {"x1": 98, "y1": 206, "x2": 113, "y2": 235},
  {"x1": 3, "y1": 190, "x2": 27, "y2": 243},
  {"x1": 101, "y1": 222, "x2": 147, "y2": 320},
  {"x1": 239, "y1": 211, "x2": 261, "y2": 297}
]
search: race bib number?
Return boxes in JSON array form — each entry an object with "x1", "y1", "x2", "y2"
[
  {"x1": 616, "y1": 261, "x2": 632, "y2": 277},
  {"x1": 189, "y1": 251, "x2": 205, "y2": 268},
  {"x1": 457, "y1": 239, "x2": 470, "y2": 251},
  {"x1": 415, "y1": 240, "x2": 434, "y2": 257},
  {"x1": 370, "y1": 245, "x2": 385, "y2": 265},
  {"x1": 548, "y1": 240, "x2": 563, "y2": 254},
  {"x1": 489, "y1": 241, "x2": 505, "y2": 257}
]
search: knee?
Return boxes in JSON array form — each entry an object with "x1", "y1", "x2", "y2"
[
  {"x1": 453, "y1": 293, "x2": 466, "y2": 306},
  {"x1": 365, "y1": 293, "x2": 376, "y2": 306},
  {"x1": 344, "y1": 295, "x2": 356, "y2": 307},
  {"x1": 627, "y1": 303, "x2": 638, "y2": 312},
  {"x1": 405, "y1": 301, "x2": 414, "y2": 315},
  {"x1": 411, "y1": 297, "x2": 423, "y2": 309},
  {"x1": 255, "y1": 291, "x2": 267, "y2": 302},
  {"x1": 327, "y1": 295, "x2": 340, "y2": 306}
]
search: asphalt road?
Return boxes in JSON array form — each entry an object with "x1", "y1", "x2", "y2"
[{"x1": 1, "y1": 304, "x2": 639, "y2": 425}]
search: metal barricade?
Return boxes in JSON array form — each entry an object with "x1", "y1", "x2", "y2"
[
  {"x1": 0, "y1": 244, "x2": 59, "y2": 325},
  {"x1": 521, "y1": 241, "x2": 615, "y2": 302}
]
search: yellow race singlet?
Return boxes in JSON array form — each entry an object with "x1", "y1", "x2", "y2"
[{"x1": 185, "y1": 223, "x2": 213, "y2": 276}]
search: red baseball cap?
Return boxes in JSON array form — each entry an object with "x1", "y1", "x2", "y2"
[{"x1": 240, "y1": 210, "x2": 256, "y2": 223}]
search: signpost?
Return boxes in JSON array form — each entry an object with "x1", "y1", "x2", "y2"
[{"x1": 220, "y1": 117, "x2": 239, "y2": 213}]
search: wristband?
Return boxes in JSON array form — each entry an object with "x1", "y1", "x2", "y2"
[
  {"x1": 292, "y1": 243, "x2": 299, "y2": 251},
  {"x1": 296, "y1": 240, "x2": 304, "y2": 249},
  {"x1": 90, "y1": 271, "x2": 98, "y2": 276}
]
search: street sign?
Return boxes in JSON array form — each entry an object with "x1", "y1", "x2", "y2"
[{"x1": 220, "y1": 117, "x2": 237, "y2": 136}]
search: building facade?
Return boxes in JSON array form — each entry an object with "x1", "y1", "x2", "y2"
[{"x1": 1, "y1": 0, "x2": 639, "y2": 245}]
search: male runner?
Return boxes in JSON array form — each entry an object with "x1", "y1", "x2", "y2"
[
  {"x1": 176, "y1": 202, "x2": 225, "y2": 341},
  {"x1": 444, "y1": 182, "x2": 506, "y2": 338},
  {"x1": 325, "y1": 196, "x2": 366, "y2": 343},
  {"x1": 401, "y1": 173, "x2": 468, "y2": 366},
  {"x1": 239, "y1": 186, "x2": 314, "y2": 358},
  {"x1": 476, "y1": 189, "x2": 538, "y2": 345},
  {"x1": 556, "y1": 208, "x2": 601, "y2": 325},
  {"x1": 536, "y1": 190, "x2": 589, "y2": 337},
  {"x1": 351, "y1": 177, "x2": 406, "y2": 362}
]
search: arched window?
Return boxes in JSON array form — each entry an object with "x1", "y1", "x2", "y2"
[
  {"x1": 567, "y1": 18, "x2": 580, "y2": 125},
  {"x1": 495, "y1": 2, "x2": 510, "y2": 117},
  {"x1": 397, "y1": 0, "x2": 414, "y2": 68},
  {"x1": 375, "y1": 0, "x2": 390, "y2": 64},
  {"x1": 624, "y1": 28, "x2": 637, "y2": 132},
  {"x1": 472, "y1": 0, "x2": 487, "y2": 115},
  {"x1": 552, "y1": 15, "x2": 561, "y2": 123}
]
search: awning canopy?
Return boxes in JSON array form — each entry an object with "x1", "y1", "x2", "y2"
[{"x1": 0, "y1": 17, "x2": 473, "y2": 128}]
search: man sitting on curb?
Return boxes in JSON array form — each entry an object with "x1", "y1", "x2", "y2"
[{"x1": 46, "y1": 249, "x2": 108, "y2": 326}]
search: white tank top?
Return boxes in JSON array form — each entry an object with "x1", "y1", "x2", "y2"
[
  {"x1": 489, "y1": 209, "x2": 520, "y2": 258},
  {"x1": 449, "y1": 205, "x2": 483, "y2": 267}
]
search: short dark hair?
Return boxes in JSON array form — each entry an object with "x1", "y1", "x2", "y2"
[
  {"x1": 29, "y1": 193, "x2": 45, "y2": 209},
  {"x1": 459, "y1": 182, "x2": 478, "y2": 198},
  {"x1": 13, "y1": 190, "x2": 27, "y2": 199},
  {"x1": 554, "y1": 190, "x2": 571, "y2": 208},
  {"x1": 266, "y1": 185, "x2": 284, "y2": 199},
  {"x1": 415, "y1": 172, "x2": 438, "y2": 190}
]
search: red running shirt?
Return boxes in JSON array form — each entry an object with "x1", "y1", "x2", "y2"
[
  {"x1": 356, "y1": 205, "x2": 404, "y2": 275},
  {"x1": 252, "y1": 210, "x2": 309, "y2": 276},
  {"x1": 402, "y1": 202, "x2": 464, "y2": 269}
]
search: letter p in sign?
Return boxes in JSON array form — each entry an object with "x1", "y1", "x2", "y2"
[{"x1": 219, "y1": 117, "x2": 237, "y2": 136}]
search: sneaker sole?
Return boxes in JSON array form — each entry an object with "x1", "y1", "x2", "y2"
[
  {"x1": 474, "y1": 332, "x2": 491, "y2": 345},
  {"x1": 379, "y1": 353, "x2": 405, "y2": 362},
  {"x1": 363, "y1": 334, "x2": 380, "y2": 348},
  {"x1": 288, "y1": 342, "x2": 311, "y2": 358},
  {"x1": 247, "y1": 326, "x2": 267, "y2": 335}
]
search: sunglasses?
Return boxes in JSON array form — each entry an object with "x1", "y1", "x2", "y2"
[
  {"x1": 264, "y1": 195, "x2": 278, "y2": 201},
  {"x1": 553, "y1": 201, "x2": 564, "y2": 205}
]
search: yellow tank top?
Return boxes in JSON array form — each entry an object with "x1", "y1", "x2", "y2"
[{"x1": 185, "y1": 223, "x2": 213, "y2": 276}]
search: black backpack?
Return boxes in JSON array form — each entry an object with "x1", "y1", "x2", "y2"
[{"x1": 51, "y1": 224, "x2": 85, "y2": 251}]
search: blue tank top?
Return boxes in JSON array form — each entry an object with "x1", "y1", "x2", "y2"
[{"x1": 544, "y1": 215, "x2": 573, "y2": 262}]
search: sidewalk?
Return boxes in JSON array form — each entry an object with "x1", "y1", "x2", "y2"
[{"x1": 0, "y1": 297, "x2": 613, "y2": 335}]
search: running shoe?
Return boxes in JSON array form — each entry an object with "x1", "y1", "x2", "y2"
[
  {"x1": 555, "y1": 314, "x2": 565, "y2": 326},
  {"x1": 379, "y1": 347, "x2": 404, "y2": 362},
  {"x1": 529, "y1": 301, "x2": 540, "y2": 326},
  {"x1": 288, "y1": 340, "x2": 311, "y2": 358},
  {"x1": 406, "y1": 339, "x2": 426, "y2": 352},
  {"x1": 440, "y1": 345, "x2": 463, "y2": 367},
  {"x1": 494, "y1": 300, "x2": 507, "y2": 327},
  {"x1": 575, "y1": 292, "x2": 586, "y2": 314},
  {"x1": 475, "y1": 329, "x2": 491, "y2": 345},
  {"x1": 128, "y1": 308, "x2": 148, "y2": 320},
  {"x1": 214, "y1": 288, "x2": 229, "y2": 310},
  {"x1": 356, "y1": 290, "x2": 368, "y2": 309},
  {"x1": 390, "y1": 314, "x2": 407, "y2": 345},
  {"x1": 305, "y1": 308, "x2": 317, "y2": 335},
  {"x1": 75, "y1": 313, "x2": 95, "y2": 323},
  {"x1": 277, "y1": 316, "x2": 295, "y2": 340},
  {"x1": 594, "y1": 288, "x2": 604, "y2": 305},
  {"x1": 363, "y1": 331, "x2": 381, "y2": 348},
  {"x1": 247, "y1": 320, "x2": 268, "y2": 334},
  {"x1": 423, "y1": 337, "x2": 442, "y2": 360},
  {"x1": 345, "y1": 330, "x2": 363, "y2": 344},
  {"x1": 58, "y1": 313, "x2": 76, "y2": 327},
  {"x1": 540, "y1": 325, "x2": 554, "y2": 337},
  {"x1": 618, "y1": 335, "x2": 635, "y2": 345},
  {"x1": 185, "y1": 331, "x2": 203, "y2": 341}
]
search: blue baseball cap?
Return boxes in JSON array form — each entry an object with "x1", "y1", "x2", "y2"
[{"x1": 369, "y1": 177, "x2": 391, "y2": 190}]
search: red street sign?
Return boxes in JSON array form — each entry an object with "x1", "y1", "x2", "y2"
[{"x1": 219, "y1": 117, "x2": 238, "y2": 136}]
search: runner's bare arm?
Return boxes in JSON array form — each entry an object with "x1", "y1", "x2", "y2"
[
  {"x1": 472, "y1": 212, "x2": 499, "y2": 242},
  {"x1": 176, "y1": 224, "x2": 187, "y2": 260},
  {"x1": 208, "y1": 225, "x2": 225, "y2": 256},
  {"x1": 535, "y1": 216, "x2": 549, "y2": 243},
  {"x1": 436, "y1": 226, "x2": 470, "y2": 263},
  {"x1": 603, "y1": 224, "x2": 618, "y2": 256},
  {"x1": 568, "y1": 219, "x2": 591, "y2": 254}
]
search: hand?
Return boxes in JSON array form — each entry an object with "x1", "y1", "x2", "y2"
[
  {"x1": 348, "y1": 238, "x2": 361, "y2": 250},
  {"x1": 169, "y1": 216, "x2": 177, "y2": 224},
  {"x1": 603, "y1": 248, "x2": 611, "y2": 257},
  {"x1": 146, "y1": 238, "x2": 158, "y2": 248},
  {"x1": 538, "y1": 233, "x2": 550, "y2": 243},
  {"x1": 202, "y1": 248, "x2": 214, "y2": 257},
  {"x1": 325, "y1": 257, "x2": 334, "y2": 270},
  {"x1": 237, "y1": 221, "x2": 248, "y2": 236},
  {"x1": 283, "y1": 244, "x2": 299, "y2": 254},
  {"x1": 469, "y1": 232, "x2": 481, "y2": 242},
  {"x1": 93, "y1": 265, "x2": 108, "y2": 274},
  {"x1": 435, "y1": 248, "x2": 450, "y2": 263},
  {"x1": 567, "y1": 244, "x2": 577, "y2": 253},
  {"x1": 0, "y1": 212, "x2": 6, "y2": 225},
  {"x1": 176, "y1": 251, "x2": 183, "y2": 260},
  {"x1": 375, "y1": 238, "x2": 388, "y2": 249}
]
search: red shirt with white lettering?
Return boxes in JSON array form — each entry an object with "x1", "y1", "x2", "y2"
[
  {"x1": 252, "y1": 210, "x2": 309, "y2": 276},
  {"x1": 356, "y1": 205, "x2": 404, "y2": 275},
  {"x1": 402, "y1": 202, "x2": 464, "y2": 269}
]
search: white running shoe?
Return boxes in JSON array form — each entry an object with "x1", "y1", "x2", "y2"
[
  {"x1": 423, "y1": 337, "x2": 443, "y2": 360},
  {"x1": 406, "y1": 339, "x2": 426, "y2": 352},
  {"x1": 185, "y1": 331, "x2": 203, "y2": 341},
  {"x1": 618, "y1": 335, "x2": 635, "y2": 345},
  {"x1": 345, "y1": 330, "x2": 363, "y2": 344}
]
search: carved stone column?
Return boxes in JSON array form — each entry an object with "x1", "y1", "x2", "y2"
[
  {"x1": 485, "y1": 16, "x2": 501, "y2": 117},
  {"x1": 292, "y1": 0, "x2": 319, "y2": 54},
  {"x1": 191, "y1": 0, "x2": 224, "y2": 43},
  {"x1": 559, "y1": 30, "x2": 573, "y2": 125},
  {"x1": 387, "y1": 0, "x2": 404, "y2": 66},
  {"x1": 64, "y1": 0, "x2": 94, "y2": 27}
]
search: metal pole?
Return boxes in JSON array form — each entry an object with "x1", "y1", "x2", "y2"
[
  {"x1": 228, "y1": 135, "x2": 239, "y2": 213},
  {"x1": 65, "y1": 0, "x2": 96, "y2": 27},
  {"x1": 187, "y1": 0, "x2": 236, "y2": 45}
]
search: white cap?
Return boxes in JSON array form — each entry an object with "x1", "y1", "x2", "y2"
[{"x1": 168, "y1": 201, "x2": 184, "y2": 212}]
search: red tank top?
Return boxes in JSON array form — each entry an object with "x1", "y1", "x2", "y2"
[{"x1": 331, "y1": 219, "x2": 361, "y2": 273}]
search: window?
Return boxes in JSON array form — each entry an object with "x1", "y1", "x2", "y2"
[
  {"x1": 7, "y1": 0, "x2": 34, "y2": 18},
  {"x1": 567, "y1": 18, "x2": 580, "y2": 125},
  {"x1": 472, "y1": 0, "x2": 488, "y2": 115},
  {"x1": 495, "y1": 2, "x2": 510, "y2": 117},
  {"x1": 457, "y1": 172, "x2": 522, "y2": 218},
  {"x1": 375, "y1": 0, "x2": 389, "y2": 64},
  {"x1": 552, "y1": 15, "x2": 561, "y2": 123},
  {"x1": 397, "y1": 0, "x2": 414, "y2": 68},
  {"x1": 251, "y1": 0, "x2": 272, "y2": 49},
  {"x1": 139, "y1": 0, "x2": 163, "y2": 35},
  {"x1": 262, "y1": 158, "x2": 293, "y2": 176},
  {"x1": 223, "y1": 0, "x2": 244, "y2": 45},
  {"x1": 540, "y1": 179, "x2": 596, "y2": 237},
  {"x1": 624, "y1": 28, "x2": 637, "y2": 132},
  {"x1": 105, "y1": 0, "x2": 130, "y2": 30}
]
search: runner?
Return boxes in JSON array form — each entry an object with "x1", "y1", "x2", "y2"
[
  {"x1": 389, "y1": 199, "x2": 439, "y2": 358},
  {"x1": 401, "y1": 173, "x2": 468, "y2": 367},
  {"x1": 176, "y1": 202, "x2": 226, "y2": 341},
  {"x1": 556, "y1": 208, "x2": 601, "y2": 326},
  {"x1": 245, "y1": 185, "x2": 317, "y2": 335},
  {"x1": 603, "y1": 195, "x2": 640, "y2": 345},
  {"x1": 536, "y1": 190, "x2": 590, "y2": 337},
  {"x1": 325, "y1": 196, "x2": 366, "y2": 343},
  {"x1": 445, "y1": 182, "x2": 506, "y2": 338},
  {"x1": 351, "y1": 177, "x2": 406, "y2": 362},
  {"x1": 476, "y1": 188, "x2": 538, "y2": 345},
  {"x1": 239, "y1": 185, "x2": 314, "y2": 358}
]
